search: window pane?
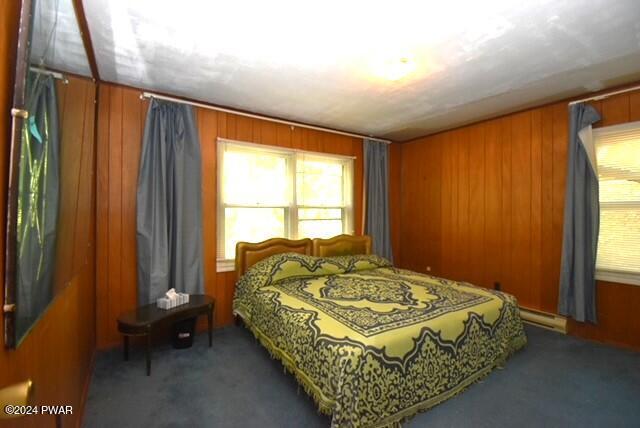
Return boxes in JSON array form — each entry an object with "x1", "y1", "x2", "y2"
[
  {"x1": 597, "y1": 137, "x2": 640, "y2": 203},
  {"x1": 596, "y1": 207, "x2": 640, "y2": 274},
  {"x1": 599, "y1": 180, "x2": 640, "y2": 203},
  {"x1": 298, "y1": 219, "x2": 343, "y2": 239},
  {"x1": 296, "y1": 158, "x2": 343, "y2": 206},
  {"x1": 224, "y1": 207, "x2": 285, "y2": 259},
  {"x1": 223, "y1": 149, "x2": 289, "y2": 205},
  {"x1": 595, "y1": 127, "x2": 640, "y2": 277},
  {"x1": 298, "y1": 208, "x2": 342, "y2": 220}
]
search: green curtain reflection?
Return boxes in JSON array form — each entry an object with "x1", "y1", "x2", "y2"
[{"x1": 16, "y1": 72, "x2": 60, "y2": 338}]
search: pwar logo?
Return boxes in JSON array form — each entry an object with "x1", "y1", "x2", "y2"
[{"x1": 41, "y1": 405, "x2": 73, "y2": 415}]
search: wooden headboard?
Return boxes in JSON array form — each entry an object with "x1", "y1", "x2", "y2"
[
  {"x1": 312, "y1": 234, "x2": 372, "y2": 257},
  {"x1": 235, "y1": 238, "x2": 312, "y2": 280},
  {"x1": 235, "y1": 234, "x2": 373, "y2": 280}
]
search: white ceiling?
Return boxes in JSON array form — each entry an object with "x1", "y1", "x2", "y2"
[
  {"x1": 31, "y1": 0, "x2": 92, "y2": 78},
  {"x1": 80, "y1": 0, "x2": 640, "y2": 141}
]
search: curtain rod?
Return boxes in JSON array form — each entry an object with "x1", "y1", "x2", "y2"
[
  {"x1": 568, "y1": 84, "x2": 640, "y2": 106},
  {"x1": 140, "y1": 91, "x2": 392, "y2": 144},
  {"x1": 29, "y1": 67, "x2": 68, "y2": 84}
]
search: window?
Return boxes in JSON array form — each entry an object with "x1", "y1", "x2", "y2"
[
  {"x1": 217, "y1": 139, "x2": 353, "y2": 270},
  {"x1": 594, "y1": 121, "x2": 640, "y2": 286}
]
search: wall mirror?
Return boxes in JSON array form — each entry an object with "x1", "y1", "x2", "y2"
[{"x1": 4, "y1": 0, "x2": 96, "y2": 348}]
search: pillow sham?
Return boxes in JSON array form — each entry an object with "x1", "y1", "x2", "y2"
[{"x1": 236, "y1": 252, "x2": 392, "y2": 295}]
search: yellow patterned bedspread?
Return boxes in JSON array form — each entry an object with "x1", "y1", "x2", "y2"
[{"x1": 233, "y1": 254, "x2": 527, "y2": 427}]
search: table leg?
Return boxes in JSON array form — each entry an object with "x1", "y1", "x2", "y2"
[
  {"x1": 207, "y1": 306, "x2": 213, "y2": 347},
  {"x1": 123, "y1": 335, "x2": 129, "y2": 361},
  {"x1": 146, "y1": 329, "x2": 152, "y2": 376}
]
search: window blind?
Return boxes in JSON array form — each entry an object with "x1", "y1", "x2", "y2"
[
  {"x1": 217, "y1": 139, "x2": 354, "y2": 262},
  {"x1": 594, "y1": 122, "x2": 640, "y2": 283},
  {"x1": 217, "y1": 141, "x2": 292, "y2": 260}
]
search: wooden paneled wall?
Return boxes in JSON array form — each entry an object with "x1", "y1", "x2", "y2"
[
  {"x1": 0, "y1": 3, "x2": 98, "y2": 424},
  {"x1": 397, "y1": 89, "x2": 640, "y2": 351},
  {"x1": 53, "y1": 77, "x2": 97, "y2": 293},
  {"x1": 96, "y1": 83, "x2": 366, "y2": 349}
]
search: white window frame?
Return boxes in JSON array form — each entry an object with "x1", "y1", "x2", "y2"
[
  {"x1": 593, "y1": 121, "x2": 640, "y2": 286},
  {"x1": 216, "y1": 138, "x2": 355, "y2": 272}
]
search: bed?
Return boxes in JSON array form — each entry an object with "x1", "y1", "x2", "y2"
[{"x1": 232, "y1": 235, "x2": 527, "y2": 427}]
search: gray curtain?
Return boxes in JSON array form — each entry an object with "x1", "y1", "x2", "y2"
[
  {"x1": 137, "y1": 99, "x2": 204, "y2": 305},
  {"x1": 558, "y1": 103, "x2": 601, "y2": 323},
  {"x1": 16, "y1": 72, "x2": 60, "y2": 335},
  {"x1": 364, "y1": 139, "x2": 393, "y2": 262}
]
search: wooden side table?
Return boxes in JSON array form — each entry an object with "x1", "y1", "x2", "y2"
[{"x1": 117, "y1": 294, "x2": 215, "y2": 375}]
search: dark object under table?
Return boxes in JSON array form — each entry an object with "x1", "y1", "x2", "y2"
[{"x1": 117, "y1": 294, "x2": 215, "y2": 375}]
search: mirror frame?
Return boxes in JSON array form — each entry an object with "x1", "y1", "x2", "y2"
[{"x1": 4, "y1": 0, "x2": 35, "y2": 349}]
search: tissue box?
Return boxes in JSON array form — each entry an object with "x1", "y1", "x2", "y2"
[
  {"x1": 157, "y1": 297, "x2": 178, "y2": 310},
  {"x1": 156, "y1": 293, "x2": 190, "y2": 310}
]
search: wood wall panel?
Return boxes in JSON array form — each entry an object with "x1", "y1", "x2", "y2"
[
  {"x1": 95, "y1": 84, "x2": 110, "y2": 348},
  {"x1": 95, "y1": 83, "x2": 370, "y2": 349},
  {"x1": 530, "y1": 109, "x2": 542, "y2": 309},
  {"x1": 398, "y1": 87, "x2": 640, "y2": 351},
  {"x1": 468, "y1": 125, "x2": 485, "y2": 287},
  {"x1": 539, "y1": 106, "x2": 555, "y2": 312},
  {"x1": 54, "y1": 78, "x2": 96, "y2": 292},
  {"x1": 0, "y1": 3, "x2": 97, "y2": 423},
  {"x1": 483, "y1": 120, "x2": 501, "y2": 289},
  {"x1": 72, "y1": 81, "x2": 97, "y2": 274},
  {"x1": 54, "y1": 80, "x2": 84, "y2": 289},
  {"x1": 500, "y1": 117, "x2": 513, "y2": 297}
]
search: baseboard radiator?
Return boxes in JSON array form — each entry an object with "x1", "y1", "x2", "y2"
[{"x1": 519, "y1": 307, "x2": 567, "y2": 334}]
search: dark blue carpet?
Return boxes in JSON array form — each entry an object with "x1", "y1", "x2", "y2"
[{"x1": 83, "y1": 325, "x2": 640, "y2": 427}]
